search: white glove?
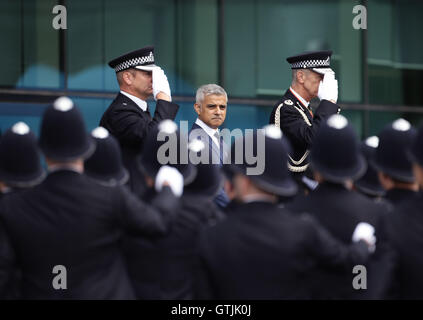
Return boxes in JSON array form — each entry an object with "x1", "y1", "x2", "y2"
[
  {"x1": 155, "y1": 165, "x2": 183, "y2": 197},
  {"x1": 152, "y1": 67, "x2": 171, "y2": 101},
  {"x1": 318, "y1": 72, "x2": 338, "y2": 103},
  {"x1": 352, "y1": 222, "x2": 376, "y2": 253}
]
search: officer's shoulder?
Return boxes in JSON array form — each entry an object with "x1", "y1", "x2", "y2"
[{"x1": 273, "y1": 98, "x2": 296, "y2": 110}]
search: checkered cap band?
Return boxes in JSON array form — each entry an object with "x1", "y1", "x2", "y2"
[
  {"x1": 114, "y1": 52, "x2": 155, "y2": 72},
  {"x1": 291, "y1": 57, "x2": 330, "y2": 69}
]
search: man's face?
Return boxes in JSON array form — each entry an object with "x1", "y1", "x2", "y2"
[
  {"x1": 302, "y1": 70, "x2": 324, "y2": 99},
  {"x1": 194, "y1": 94, "x2": 227, "y2": 129},
  {"x1": 130, "y1": 69, "x2": 153, "y2": 99}
]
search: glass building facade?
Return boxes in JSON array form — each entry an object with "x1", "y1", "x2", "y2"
[{"x1": 1, "y1": 0, "x2": 422, "y2": 137}]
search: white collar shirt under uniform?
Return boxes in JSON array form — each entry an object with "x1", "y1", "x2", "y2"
[
  {"x1": 120, "y1": 90, "x2": 148, "y2": 112},
  {"x1": 289, "y1": 87, "x2": 310, "y2": 108}
]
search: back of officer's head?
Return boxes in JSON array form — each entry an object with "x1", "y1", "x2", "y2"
[
  {"x1": 374, "y1": 118, "x2": 416, "y2": 185},
  {"x1": 310, "y1": 114, "x2": 366, "y2": 184},
  {"x1": 39, "y1": 97, "x2": 95, "y2": 164},
  {"x1": 223, "y1": 125, "x2": 297, "y2": 201},
  {"x1": 0, "y1": 122, "x2": 45, "y2": 189},
  {"x1": 84, "y1": 127, "x2": 128, "y2": 187}
]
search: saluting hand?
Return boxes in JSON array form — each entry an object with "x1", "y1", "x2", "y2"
[
  {"x1": 318, "y1": 72, "x2": 338, "y2": 104},
  {"x1": 153, "y1": 67, "x2": 172, "y2": 102}
]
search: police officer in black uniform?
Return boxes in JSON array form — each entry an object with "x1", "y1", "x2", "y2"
[
  {"x1": 374, "y1": 119, "x2": 419, "y2": 208},
  {"x1": 269, "y1": 51, "x2": 340, "y2": 191},
  {"x1": 159, "y1": 139, "x2": 225, "y2": 299},
  {"x1": 122, "y1": 120, "x2": 194, "y2": 299},
  {"x1": 386, "y1": 124, "x2": 423, "y2": 299},
  {"x1": 288, "y1": 114, "x2": 394, "y2": 299},
  {"x1": 0, "y1": 121, "x2": 45, "y2": 299},
  {"x1": 100, "y1": 46, "x2": 180, "y2": 195},
  {"x1": 354, "y1": 136, "x2": 386, "y2": 199}
]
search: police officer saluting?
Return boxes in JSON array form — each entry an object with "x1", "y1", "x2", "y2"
[
  {"x1": 269, "y1": 51, "x2": 340, "y2": 191},
  {"x1": 100, "y1": 46, "x2": 179, "y2": 195}
]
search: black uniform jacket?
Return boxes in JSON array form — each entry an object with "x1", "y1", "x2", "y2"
[
  {"x1": 123, "y1": 190, "x2": 224, "y2": 299},
  {"x1": 288, "y1": 182, "x2": 395, "y2": 299},
  {"x1": 100, "y1": 93, "x2": 179, "y2": 194},
  {"x1": 0, "y1": 170, "x2": 178, "y2": 299},
  {"x1": 194, "y1": 201, "x2": 370, "y2": 300},
  {"x1": 383, "y1": 188, "x2": 418, "y2": 209},
  {"x1": 269, "y1": 89, "x2": 339, "y2": 173},
  {"x1": 386, "y1": 192, "x2": 423, "y2": 299}
]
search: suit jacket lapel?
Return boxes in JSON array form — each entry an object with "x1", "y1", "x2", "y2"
[{"x1": 190, "y1": 123, "x2": 222, "y2": 165}]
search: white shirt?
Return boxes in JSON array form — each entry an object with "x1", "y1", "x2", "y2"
[
  {"x1": 120, "y1": 90, "x2": 148, "y2": 112},
  {"x1": 195, "y1": 118, "x2": 220, "y2": 149},
  {"x1": 289, "y1": 87, "x2": 310, "y2": 108}
]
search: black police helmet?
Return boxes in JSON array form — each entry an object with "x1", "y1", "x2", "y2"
[
  {"x1": 84, "y1": 127, "x2": 129, "y2": 187},
  {"x1": 0, "y1": 122, "x2": 45, "y2": 187},
  {"x1": 310, "y1": 114, "x2": 366, "y2": 183},
  {"x1": 39, "y1": 97, "x2": 95, "y2": 161}
]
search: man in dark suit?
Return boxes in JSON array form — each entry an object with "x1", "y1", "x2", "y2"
[
  {"x1": 288, "y1": 114, "x2": 395, "y2": 299},
  {"x1": 0, "y1": 97, "x2": 182, "y2": 299},
  {"x1": 100, "y1": 46, "x2": 179, "y2": 195},
  {"x1": 269, "y1": 51, "x2": 340, "y2": 192},
  {"x1": 189, "y1": 84, "x2": 229, "y2": 208},
  {"x1": 195, "y1": 125, "x2": 377, "y2": 299}
]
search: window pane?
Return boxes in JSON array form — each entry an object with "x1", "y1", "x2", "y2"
[
  {"x1": 224, "y1": 0, "x2": 362, "y2": 103},
  {"x1": 368, "y1": 0, "x2": 423, "y2": 106},
  {"x1": 0, "y1": 0, "x2": 61, "y2": 89},
  {"x1": 67, "y1": 0, "x2": 218, "y2": 95}
]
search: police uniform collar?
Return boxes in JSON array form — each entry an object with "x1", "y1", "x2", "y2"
[
  {"x1": 120, "y1": 91, "x2": 147, "y2": 112},
  {"x1": 289, "y1": 87, "x2": 309, "y2": 108}
]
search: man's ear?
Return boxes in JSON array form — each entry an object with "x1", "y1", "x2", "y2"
[
  {"x1": 297, "y1": 70, "x2": 306, "y2": 84},
  {"x1": 413, "y1": 163, "x2": 423, "y2": 186},
  {"x1": 194, "y1": 103, "x2": 201, "y2": 115},
  {"x1": 122, "y1": 71, "x2": 133, "y2": 86}
]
